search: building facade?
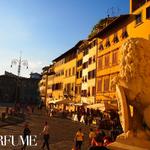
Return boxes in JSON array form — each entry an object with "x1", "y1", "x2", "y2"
[
  {"x1": 95, "y1": 0, "x2": 150, "y2": 105},
  {"x1": 0, "y1": 72, "x2": 40, "y2": 104},
  {"x1": 46, "y1": 65, "x2": 55, "y2": 105},
  {"x1": 75, "y1": 41, "x2": 86, "y2": 103},
  {"x1": 39, "y1": 66, "x2": 49, "y2": 104},
  {"x1": 87, "y1": 38, "x2": 97, "y2": 104},
  {"x1": 52, "y1": 59, "x2": 65, "y2": 100},
  {"x1": 39, "y1": 0, "x2": 150, "y2": 110},
  {"x1": 81, "y1": 42, "x2": 89, "y2": 104}
]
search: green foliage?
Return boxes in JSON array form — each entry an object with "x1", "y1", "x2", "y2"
[{"x1": 88, "y1": 18, "x2": 107, "y2": 38}]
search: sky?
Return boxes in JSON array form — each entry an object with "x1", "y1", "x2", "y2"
[{"x1": 0, "y1": 0, "x2": 129, "y2": 77}]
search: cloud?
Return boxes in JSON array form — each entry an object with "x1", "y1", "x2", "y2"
[{"x1": 28, "y1": 60, "x2": 44, "y2": 73}]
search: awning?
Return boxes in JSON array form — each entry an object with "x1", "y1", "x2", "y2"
[
  {"x1": 74, "y1": 102, "x2": 89, "y2": 106},
  {"x1": 86, "y1": 103, "x2": 117, "y2": 111},
  {"x1": 55, "y1": 99, "x2": 72, "y2": 105},
  {"x1": 86, "y1": 103, "x2": 106, "y2": 111},
  {"x1": 48, "y1": 99, "x2": 63, "y2": 104}
]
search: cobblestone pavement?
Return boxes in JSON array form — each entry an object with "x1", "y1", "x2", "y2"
[{"x1": 0, "y1": 109, "x2": 91, "y2": 150}]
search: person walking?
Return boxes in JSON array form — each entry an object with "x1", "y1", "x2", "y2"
[
  {"x1": 41, "y1": 121, "x2": 50, "y2": 150},
  {"x1": 21, "y1": 123, "x2": 31, "y2": 150},
  {"x1": 91, "y1": 128, "x2": 105, "y2": 147},
  {"x1": 89, "y1": 128, "x2": 96, "y2": 146},
  {"x1": 74, "y1": 128, "x2": 84, "y2": 150}
]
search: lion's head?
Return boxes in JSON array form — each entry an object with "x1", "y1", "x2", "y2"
[{"x1": 115, "y1": 38, "x2": 150, "y2": 107}]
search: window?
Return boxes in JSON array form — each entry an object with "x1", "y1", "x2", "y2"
[
  {"x1": 105, "y1": 38, "x2": 111, "y2": 48},
  {"x1": 93, "y1": 55, "x2": 96, "y2": 63},
  {"x1": 90, "y1": 40, "x2": 97, "y2": 49},
  {"x1": 89, "y1": 57, "x2": 92, "y2": 65},
  {"x1": 104, "y1": 54, "x2": 110, "y2": 67},
  {"x1": 81, "y1": 90, "x2": 87, "y2": 97},
  {"x1": 131, "y1": 0, "x2": 146, "y2": 12},
  {"x1": 76, "y1": 71, "x2": 79, "y2": 78},
  {"x1": 97, "y1": 79, "x2": 102, "y2": 92},
  {"x1": 88, "y1": 87, "x2": 90, "y2": 96},
  {"x1": 83, "y1": 62, "x2": 88, "y2": 69},
  {"x1": 122, "y1": 27, "x2": 128, "y2": 39},
  {"x1": 76, "y1": 85, "x2": 81, "y2": 94},
  {"x1": 92, "y1": 86, "x2": 96, "y2": 96},
  {"x1": 65, "y1": 70, "x2": 68, "y2": 77},
  {"x1": 113, "y1": 33, "x2": 119, "y2": 43},
  {"x1": 88, "y1": 72, "x2": 90, "y2": 79},
  {"x1": 80, "y1": 70, "x2": 82, "y2": 78},
  {"x1": 146, "y1": 7, "x2": 150, "y2": 19},
  {"x1": 61, "y1": 70, "x2": 64, "y2": 75},
  {"x1": 72, "y1": 67, "x2": 75, "y2": 75},
  {"x1": 75, "y1": 86, "x2": 78, "y2": 94},
  {"x1": 88, "y1": 70, "x2": 95, "y2": 80},
  {"x1": 99, "y1": 43, "x2": 104, "y2": 50},
  {"x1": 112, "y1": 50, "x2": 118, "y2": 65},
  {"x1": 71, "y1": 83, "x2": 74, "y2": 91},
  {"x1": 69, "y1": 68, "x2": 71, "y2": 76},
  {"x1": 104, "y1": 77, "x2": 110, "y2": 92},
  {"x1": 85, "y1": 76, "x2": 87, "y2": 82},
  {"x1": 136, "y1": 13, "x2": 142, "y2": 24},
  {"x1": 66, "y1": 83, "x2": 71, "y2": 92},
  {"x1": 82, "y1": 77, "x2": 84, "y2": 82},
  {"x1": 79, "y1": 86, "x2": 81, "y2": 94},
  {"x1": 77, "y1": 70, "x2": 82, "y2": 79},
  {"x1": 83, "y1": 49, "x2": 88, "y2": 56},
  {"x1": 98, "y1": 57, "x2": 103, "y2": 70},
  {"x1": 88, "y1": 44, "x2": 92, "y2": 50},
  {"x1": 77, "y1": 59, "x2": 82, "y2": 67},
  {"x1": 52, "y1": 83, "x2": 63, "y2": 90}
]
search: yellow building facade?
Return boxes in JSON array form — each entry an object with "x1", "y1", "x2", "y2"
[
  {"x1": 75, "y1": 42, "x2": 84, "y2": 103},
  {"x1": 87, "y1": 38, "x2": 97, "y2": 104},
  {"x1": 46, "y1": 65, "x2": 55, "y2": 106},
  {"x1": 63, "y1": 51, "x2": 76, "y2": 102},
  {"x1": 129, "y1": 0, "x2": 150, "y2": 40},
  {"x1": 95, "y1": 0, "x2": 150, "y2": 105},
  {"x1": 40, "y1": 0, "x2": 150, "y2": 110},
  {"x1": 52, "y1": 58, "x2": 65, "y2": 100},
  {"x1": 39, "y1": 66, "x2": 49, "y2": 104}
]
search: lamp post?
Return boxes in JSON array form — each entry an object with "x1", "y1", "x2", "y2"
[
  {"x1": 11, "y1": 51, "x2": 28, "y2": 105},
  {"x1": 11, "y1": 51, "x2": 28, "y2": 77}
]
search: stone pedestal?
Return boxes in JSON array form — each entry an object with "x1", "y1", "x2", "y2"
[{"x1": 108, "y1": 138, "x2": 150, "y2": 150}]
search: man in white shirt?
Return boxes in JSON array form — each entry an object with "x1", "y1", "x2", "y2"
[{"x1": 41, "y1": 121, "x2": 50, "y2": 150}]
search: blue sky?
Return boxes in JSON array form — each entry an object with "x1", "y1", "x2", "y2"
[{"x1": 0, "y1": 0, "x2": 129, "y2": 77}]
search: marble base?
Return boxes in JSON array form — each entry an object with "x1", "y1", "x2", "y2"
[{"x1": 108, "y1": 138, "x2": 150, "y2": 150}]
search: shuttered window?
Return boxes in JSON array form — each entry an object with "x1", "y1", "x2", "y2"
[
  {"x1": 98, "y1": 57, "x2": 103, "y2": 70},
  {"x1": 92, "y1": 86, "x2": 96, "y2": 96},
  {"x1": 105, "y1": 54, "x2": 110, "y2": 67},
  {"x1": 112, "y1": 50, "x2": 118, "y2": 65},
  {"x1": 104, "y1": 77, "x2": 110, "y2": 92},
  {"x1": 97, "y1": 79, "x2": 102, "y2": 92}
]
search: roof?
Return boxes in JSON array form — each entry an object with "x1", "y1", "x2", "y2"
[
  {"x1": 52, "y1": 40, "x2": 84, "y2": 62},
  {"x1": 42, "y1": 66, "x2": 49, "y2": 71},
  {"x1": 92, "y1": 14, "x2": 132, "y2": 38}
]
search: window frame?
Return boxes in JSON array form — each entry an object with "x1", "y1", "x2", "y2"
[
  {"x1": 146, "y1": 6, "x2": 150, "y2": 19},
  {"x1": 135, "y1": 12, "x2": 142, "y2": 25}
]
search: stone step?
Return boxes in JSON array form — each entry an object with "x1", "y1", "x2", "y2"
[{"x1": 108, "y1": 142, "x2": 149, "y2": 150}]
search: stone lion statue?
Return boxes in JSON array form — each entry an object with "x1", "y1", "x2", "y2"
[{"x1": 113, "y1": 38, "x2": 150, "y2": 140}]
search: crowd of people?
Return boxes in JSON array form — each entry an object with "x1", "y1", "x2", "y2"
[
  {"x1": 74, "y1": 127, "x2": 110, "y2": 150},
  {"x1": 1, "y1": 102, "x2": 123, "y2": 150},
  {"x1": 48, "y1": 106, "x2": 122, "y2": 142}
]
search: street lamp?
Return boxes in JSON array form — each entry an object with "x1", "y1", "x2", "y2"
[
  {"x1": 11, "y1": 51, "x2": 28, "y2": 77},
  {"x1": 10, "y1": 51, "x2": 28, "y2": 105}
]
